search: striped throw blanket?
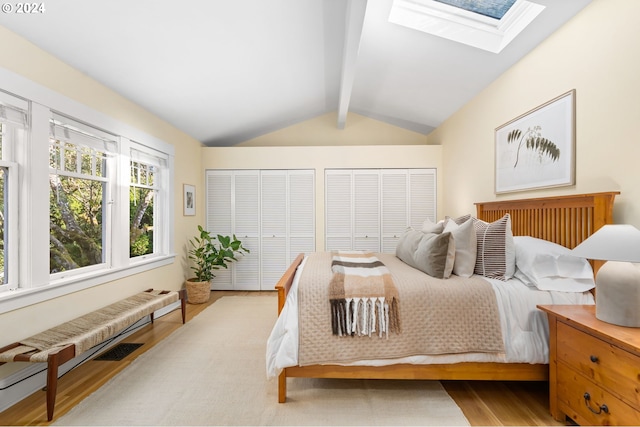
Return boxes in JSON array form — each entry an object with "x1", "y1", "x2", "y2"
[{"x1": 329, "y1": 251, "x2": 400, "y2": 338}]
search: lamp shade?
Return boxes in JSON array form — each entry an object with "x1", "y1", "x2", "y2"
[{"x1": 571, "y1": 224, "x2": 640, "y2": 262}]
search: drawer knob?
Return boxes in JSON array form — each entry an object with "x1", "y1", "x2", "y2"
[
  {"x1": 589, "y1": 355, "x2": 599, "y2": 363},
  {"x1": 583, "y1": 392, "x2": 609, "y2": 415}
]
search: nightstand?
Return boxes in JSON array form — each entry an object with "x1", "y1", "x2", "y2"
[{"x1": 538, "y1": 305, "x2": 640, "y2": 426}]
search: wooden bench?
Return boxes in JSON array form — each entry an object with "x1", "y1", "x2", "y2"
[{"x1": 0, "y1": 288, "x2": 186, "y2": 421}]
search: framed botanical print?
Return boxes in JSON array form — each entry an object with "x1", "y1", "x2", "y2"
[{"x1": 495, "y1": 90, "x2": 576, "y2": 194}]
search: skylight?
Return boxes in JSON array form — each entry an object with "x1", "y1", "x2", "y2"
[
  {"x1": 389, "y1": 0, "x2": 545, "y2": 53},
  {"x1": 433, "y1": 0, "x2": 517, "y2": 20}
]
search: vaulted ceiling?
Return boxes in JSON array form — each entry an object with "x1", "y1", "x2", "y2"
[{"x1": 0, "y1": 0, "x2": 592, "y2": 146}]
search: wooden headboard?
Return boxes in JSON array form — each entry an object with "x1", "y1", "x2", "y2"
[{"x1": 475, "y1": 192, "x2": 619, "y2": 273}]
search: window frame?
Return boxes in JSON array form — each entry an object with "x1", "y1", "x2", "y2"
[
  {"x1": 48, "y1": 114, "x2": 118, "y2": 279},
  {"x1": 0, "y1": 71, "x2": 176, "y2": 315},
  {"x1": 128, "y1": 142, "x2": 171, "y2": 262},
  {"x1": 0, "y1": 160, "x2": 19, "y2": 292},
  {"x1": 0, "y1": 91, "x2": 28, "y2": 292}
]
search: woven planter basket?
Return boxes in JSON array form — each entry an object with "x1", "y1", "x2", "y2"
[{"x1": 185, "y1": 279, "x2": 211, "y2": 304}]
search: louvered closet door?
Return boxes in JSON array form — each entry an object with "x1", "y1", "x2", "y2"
[
  {"x1": 325, "y1": 170, "x2": 353, "y2": 250},
  {"x1": 380, "y1": 169, "x2": 437, "y2": 253},
  {"x1": 381, "y1": 170, "x2": 408, "y2": 253},
  {"x1": 408, "y1": 169, "x2": 437, "y2": 229},
  {"x1": 353, "y1": 170, "x2": 380, "y2": 251},
  {"x1": 206, "y1": 171, "x2": 233, "y2": 289},
  {"x1": 261, "y1": 171, "x2": 287, "y2": 291},
  {"x1": 233, "y1": 171, "x2": 260, "y2": 290},
  {"x1": 261, "y1": 170, "x2": 315, "y2": 290},
  {"x1": 288, "y1": 170, "x2": 315, "y2": 263},
  {"x1": 325, "y1": 168, "x2": 437, "y2": 254}
]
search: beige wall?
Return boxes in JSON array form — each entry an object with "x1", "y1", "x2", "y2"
[
  {"x1": 202, "y1": 143, "x2": 442, "y2": 250},
  {"x1": 428, "y1": 0, "x2": 639, "y2": 225},
  {"x1": 0, "y1": 26, "x2": 203, "y2": 350},
  {"x1": 238, "y1": 111, "x2": 428, "y2": 146}
]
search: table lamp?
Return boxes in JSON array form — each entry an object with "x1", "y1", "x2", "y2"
[{"x1": 571, "y1": 224, "x2": 640, "y2": 327}]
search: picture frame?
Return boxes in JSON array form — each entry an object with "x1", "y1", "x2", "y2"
[
  {"x1": 183, "y1": 184, "x2": 196, "y2": 216},
  {"x1": 495, "y1": 89, "x2": 576, "y2": 194}
]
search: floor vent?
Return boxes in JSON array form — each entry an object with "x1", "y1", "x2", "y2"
[{"x1": 95, "y1": 343, "x2": 143, "y2": 361}]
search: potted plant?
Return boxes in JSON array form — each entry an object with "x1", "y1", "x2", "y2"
[{"x1": 186, "y1": 225, "x2": 249, "y2": 304}]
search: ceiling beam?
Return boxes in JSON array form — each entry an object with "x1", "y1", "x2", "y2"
[{"x1": 337, "y1": 0, "x2": 368, "y2": 130}]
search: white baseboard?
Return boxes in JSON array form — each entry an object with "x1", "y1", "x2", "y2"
[{"x1": 0, "y1": 300, "x2": 182, "y2": 413}]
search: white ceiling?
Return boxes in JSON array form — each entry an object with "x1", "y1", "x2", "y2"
[{"x1": 0, "y1": 0, "x2": 592, "y2": 147}]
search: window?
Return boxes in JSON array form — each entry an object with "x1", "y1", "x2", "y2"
[
  {"x1": 434, "y1": 0, "x2": 517, "y2": 20},
  {"x1": 0, "y1": 78, "x2": 175, "y2": 312},
  {"x1": 49, "y1": 115, "x2": 117, "y2": 275},
  {"x1": 0, "y1": 92, "x2": 27, "y2": 291},
  {"x1": 389, "y1": 0, "x2": 545, "y2": 53},
  {"x1": 130, "y1": 146, "x2": 168, "y2": 259},
  {"x1": 0, "y1": 166, "x2": 8, "y2": 285}
]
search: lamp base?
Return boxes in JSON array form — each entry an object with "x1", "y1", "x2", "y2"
[{"x1": 595, "y1": 261, "x2": 640, "y2": 328}]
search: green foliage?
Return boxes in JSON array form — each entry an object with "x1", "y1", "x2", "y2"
[
  {"x1": 130, "y1": 232, "x2": 151, "y2": 257},
  {"x1": 506, "y1": 126, "x2": 561, "y2": 168},
  {"x1": 187, "y1": 225, "x2": 249, "y2": 282},
  {"x1": 129, "y1": 187, "x2": 154, "y2": 257},
  {"x1": 49, "y1": 176, "x2": 104, "y2": 273}
]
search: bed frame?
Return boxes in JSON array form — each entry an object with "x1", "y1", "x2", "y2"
[{"x1": 274, "y1": 191, "x2": 619, "y2": 403}]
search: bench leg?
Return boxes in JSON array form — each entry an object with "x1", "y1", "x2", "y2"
[
  {"x1": 179, "y1": 289, "x2": 187, "y2": 324},
  {"x1": 46, "y1": 355, "x2": 59, "y2": 421},
  {"x1": 45, "y1": 345, "x2": 75, "y2": 421}
]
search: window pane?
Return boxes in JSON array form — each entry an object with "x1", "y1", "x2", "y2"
[
  {"x1": 0, "y1": 167, "x2": 6, "y2": 284},
  {"x1": 139, "y1": 164, "x2": 148, "y2": 186},
  {"x1": 80, "y1": 146, "x2": 93, "y2": 175},
  {"x1": 50, "y1": 175, "x2": 104, "y2": 273},
  {"x1": 63, "y1": 142, "x2": 78, "y2": 173},
  {"x1": 131, "y1": 161, "x2": 139, "y2": 185},
  {"x1": 95, "y1": 150, "x2": 106, "y2": 177},
  {"x1": 130, "y1": 187, "x2": 154, "y2": 257},
  {"x1": 49, "y1": 143, "x2": 61, "y2": 170}
]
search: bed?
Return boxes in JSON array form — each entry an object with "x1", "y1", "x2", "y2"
[{"x1": 267, "y1": 191, "x2": 619, "y2": 403}]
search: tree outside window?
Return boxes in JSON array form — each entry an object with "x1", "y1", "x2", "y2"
[
  {"x1": 49, "y1": 121, "x2": 113, "y2": 274},
  {"x1": 130, "y1": 160, "x2": 155, "y2": 257}
]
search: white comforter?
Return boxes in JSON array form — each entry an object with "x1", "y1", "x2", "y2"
[{"x1": 266, "y1": 256, "x2": 594, "y2": 377}]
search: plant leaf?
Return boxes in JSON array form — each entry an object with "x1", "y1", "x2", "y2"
[{"x1": 507, "y1": 129, "x2": 522, "y2": 143}]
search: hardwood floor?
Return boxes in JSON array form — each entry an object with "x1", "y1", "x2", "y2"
[{"x1": 0, "y1": 291, "x2": 563, "y2": 426}]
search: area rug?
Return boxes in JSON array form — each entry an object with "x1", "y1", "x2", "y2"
[{"x1": 54, "y1": 295, "x2": 470, "y2": 426}]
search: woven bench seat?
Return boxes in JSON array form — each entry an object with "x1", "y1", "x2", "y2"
[{"x1": 0, "y1": 288, "x2": 186, "y2": 421}]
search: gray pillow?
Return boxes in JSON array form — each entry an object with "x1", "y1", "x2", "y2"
[{"x1": 396, "y1": 228, "x2": 455, "y2": 279}]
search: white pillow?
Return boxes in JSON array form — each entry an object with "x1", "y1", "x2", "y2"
[
  {"x1": 514, "y1": 236, "x2": 595, "y2": 292},
  {"x1": 422, "y1": 218, "x2": 445, "y2": 234},
  {"x1": 443, "y1": 218, "x2": 477, "y2": 277}
]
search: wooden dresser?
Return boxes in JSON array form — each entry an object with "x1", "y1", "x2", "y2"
[{"x1": 538, "y1": 305, "x2": 640, "y2": 426}]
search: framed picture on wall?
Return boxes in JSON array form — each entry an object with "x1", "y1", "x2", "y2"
[
  {"x1": 495, "y1": 89, "x2": 576, "y2": 194},
  {"x1": 183, "y1": 184, "x2": 195, "y2": 216}
]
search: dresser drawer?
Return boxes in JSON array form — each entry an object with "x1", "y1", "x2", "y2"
[
  {"x1": 557, "y1": 367, "x2": 640, "y2": 426},
  {"x1": 557, "y1": 321, "x2": 640, "y2": 408}
]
